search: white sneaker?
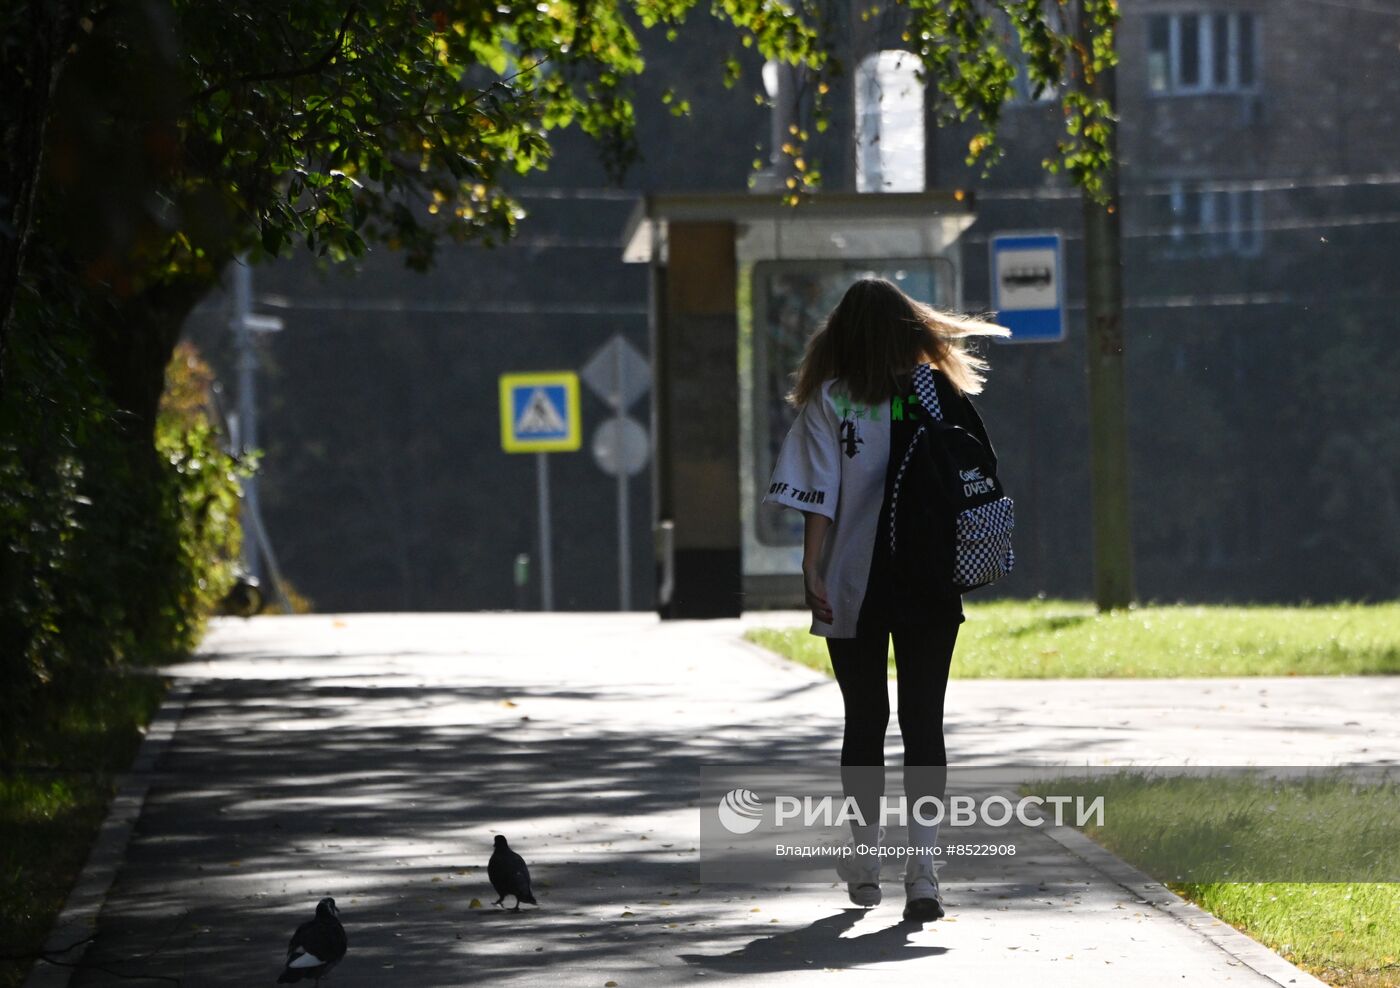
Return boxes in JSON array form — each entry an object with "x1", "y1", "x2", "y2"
[
  {"x1": 902, "y1": 858, "x2": 945, "y2": 921},
  {"x1": 835, "y1": 828, "x2": 885, "y2": 907}
]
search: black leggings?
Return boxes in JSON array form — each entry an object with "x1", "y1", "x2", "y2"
[
  {"x1": 828, "y1": 620, "x2": 959, "y2": 824},
  {"x1": 828, "y1": 620, "x2": 959, "y2": 768}
]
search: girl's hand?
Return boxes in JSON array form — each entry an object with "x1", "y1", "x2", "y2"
[
  {"x1": 801, "y1": 512, "x2": 834, "y2": 625},
  {"x1": 804, "y1": 569, "x2": 834, "y2": 625}
]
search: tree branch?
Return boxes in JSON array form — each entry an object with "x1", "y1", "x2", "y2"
[
  {"x1": 195, "y1": 5, "x2": 359, "y2": 101},
  {"x1": 377, "y1": 56, "x2": 553, "y2": 129}
]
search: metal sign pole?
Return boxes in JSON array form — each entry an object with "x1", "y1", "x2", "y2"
[
  {"x1": 581, "y1": 334, "x2": 651, "y2": 611},
  {"x1": 615, "y1": 343, "x2": 633, "y2": 611},
  {"x1": 501, "y1": 372, "x2": 578, "y2": 611},
  {"x1": 537, "y1": 451, "x2": 554, "y2": 611}
]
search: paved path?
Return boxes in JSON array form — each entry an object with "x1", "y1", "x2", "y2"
[{"x1": 42, "y1": 612, "x2": 1397, "y2": 987}]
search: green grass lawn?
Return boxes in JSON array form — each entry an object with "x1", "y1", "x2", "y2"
[
  {"x1": 1178, "y1": 884, "x2": 1398, "y2": 987},
  {"x1": 0, "y1": 674, "x2": 168, "y2": 988},
  {"x1": 1050, "y1": 772, "x2": 1400, "y2": 987},
  {"x1": 746, "y1": 599, "x2": 1400, "y2": 678},
  {"x1": 750, "y1": 601, "x2": 1400, "y2": 983}
]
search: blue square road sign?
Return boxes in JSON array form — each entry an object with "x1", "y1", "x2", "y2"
[{"x1": 499, "y1": 372, "x2": 582, "y2": 453}]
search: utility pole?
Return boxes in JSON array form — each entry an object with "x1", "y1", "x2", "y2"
[
  {"x1": 230, "y1": 256, "x2": 283, "y2": 585},
  {"x1": 1077, "y1": 0, "x2": 1136, "y2": 611}
]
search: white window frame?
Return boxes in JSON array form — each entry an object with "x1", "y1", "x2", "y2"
[{"x1": 1148, "y1": 11, "x2": 1260, "y2": 96}]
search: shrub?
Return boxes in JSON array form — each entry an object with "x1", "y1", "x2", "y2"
[{"x1": 0, "y1": 329, "x2": 243, "y2": 760}]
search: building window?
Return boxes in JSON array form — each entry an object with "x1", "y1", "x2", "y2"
[
  {"x1": 855, "y1": 50, "x2": 925, "y2": 193},
  {"x1": 1153, "y1": 181, "x2": 1263, "y2": 257},
  {"x1": 1008, "y1": 49, "x2": 1058, "y2": 105},
  {"x1": 1147, "y1": 11, "x2": 1259, "y2": 94}
]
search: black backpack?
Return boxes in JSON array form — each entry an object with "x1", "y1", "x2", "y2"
[{"x1": 888, "y1": 364, "x2": 1015, "y2": 593}]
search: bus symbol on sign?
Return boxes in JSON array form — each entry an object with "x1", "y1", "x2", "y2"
[{"x1": 1002, "y1": 266, "x2": 1053, "y2": 290}]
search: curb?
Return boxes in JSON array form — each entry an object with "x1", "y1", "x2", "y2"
[
  {"x1": 730, "y1": 630, "x2": 834, "y2": 682},
  {"x1": 24, "y1": 678, "x2": 194, "y2": 988},
  {"x1": 1042, "y1": 824, "x2": 1329, "y2": 988}
]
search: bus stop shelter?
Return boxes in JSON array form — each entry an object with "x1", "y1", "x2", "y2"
[{"x1": 622, "y1": 192, "x2": 976, "y2": 619}]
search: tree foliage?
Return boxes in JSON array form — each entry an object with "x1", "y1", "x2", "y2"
[
  {"x1": 0, "y1": 0, "x2": 1117, "y2": 709},
  {"x1": 891, "y1": 0, "x2": 1118, "y2": 194},
  {"x1": 12, "y1": 0, "x2": 1116, "y2": 324}
]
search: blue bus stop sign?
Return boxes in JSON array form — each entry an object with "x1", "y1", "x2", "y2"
[{"x1": 990, "y1": 233, "x2": 1065, "y2": 343}]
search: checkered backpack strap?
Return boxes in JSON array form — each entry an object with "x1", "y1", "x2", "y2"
[
  {"x1": 889, "y1": 423, "x2": 925, "y2": 556},
  {"x1": 911, "y1": 364, "x2": 944, "y2": 422},
  {"x1": 889, "y1": 365, "x2": 940, "y2": 556}
]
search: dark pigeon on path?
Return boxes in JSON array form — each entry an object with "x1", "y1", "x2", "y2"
[
  {"x1": 277, "y1": 897, "x2": 347, "y2": 984},
  {"x1": 488, "y1": 834, "x2": 537, "y2": 912}
]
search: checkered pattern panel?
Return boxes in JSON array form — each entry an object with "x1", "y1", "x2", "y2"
[
  {"x1": 912, "y1": 365, "x2": 945, "y2": 422},
  {"x1": 953, "y1": 497, "x2": 1016, "y2": 589}
]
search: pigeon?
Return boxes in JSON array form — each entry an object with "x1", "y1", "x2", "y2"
[
  {"x1": 488, "y1": 834, "x2": 537, "y2": 912},
  {"x1": 277, "y1": 897, "x2": 347, "y2": 984}
]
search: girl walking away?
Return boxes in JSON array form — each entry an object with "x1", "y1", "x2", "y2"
[{"x1": 763, "y1": 277, "x2": 1008, "y2": 921}]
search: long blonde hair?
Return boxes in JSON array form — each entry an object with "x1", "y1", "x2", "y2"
[{"x1": 789, "y1": 277, "x2": 1010, "y2": 406}]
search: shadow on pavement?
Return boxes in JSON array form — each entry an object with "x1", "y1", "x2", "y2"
[{"x1": 62, "y1": 665, "x2": 1109, "y2": 986}]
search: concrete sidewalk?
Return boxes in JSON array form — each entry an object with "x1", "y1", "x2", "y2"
[{"x1": 41, "y1": 612, "x2": 1395, "y2": 987}]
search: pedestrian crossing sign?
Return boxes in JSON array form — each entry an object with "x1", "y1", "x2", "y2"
[{"x1": 499, "y1": 372, "x2": 582, "y2": 453}]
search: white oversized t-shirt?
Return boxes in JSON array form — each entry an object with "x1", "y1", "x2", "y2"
[{"x1": 762, "y1": 379, "x2": 891, "y2": 638}]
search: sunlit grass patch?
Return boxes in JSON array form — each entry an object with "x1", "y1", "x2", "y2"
[
  {"x1": 1048, "y1": 771, "x2": 1400, "y2": 987},
  {"x1": 1049, "y1": 772, "x2": 1400, "y2": 883},
  {"x1": 1175, "y1": 883, "x2": 1399, "y2": 987},
  {"x1": 746, "y1": 599, "x2": 1400, "y2": 678}
]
